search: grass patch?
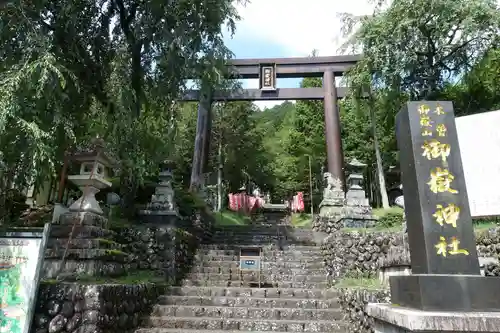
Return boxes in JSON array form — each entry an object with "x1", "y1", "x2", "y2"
[
  {"x1": 342, "y1": 225, "x2": 402, "y2": 233},
  {"x1": 474, "y1": 221, "x2": 498, "y2": 231},
  {"x1": 335, "y1": 277, "x2": 384, "y2": 290},
  {"x1": 44, "y1": 271, "x2": 171, "y2": 285},
  {"x1": 372, "y1": 207, "x2": 404, "y2": 218},
  {"x1": 108, "y1": 217, "x2": 134, "y2": 228},
  {"x1": 213, "y1": 210, "x2": 252, "y2": 226},
  {"x1": 343, "y1": 220, "x2": 498, "y2": 234},
  {"x1": 291, "y1": 213, "x2": 312, "y2": 228}
]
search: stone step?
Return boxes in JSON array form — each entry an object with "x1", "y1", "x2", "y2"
[
  {"x1": 210, "y1": 231, "x2": 278, "y2": 235},
  {"x1": 208, "y1": 238, "x2": 278, "y2": 244},
  {"x1": 194, "y1": 256, "x2": 324, "y2": 264},
  {"x1": 196, "y1": 261, "x2": 325, "y2": 269},
  {"x1": 136, "y1": 329, "x2": 338, "y2": 333},
  {"x1": 141, "y1": 316, "x2": 346, "y2": 332},
  {"x1": 200, "y1": 245, "x2": 320, "y2": 251},
  {"x1": 193, "y1": 256, "x2": 324, "y2": 265},
  {"x1": 151, "y1": 305, "x2": 342, "y2": 320},
  {"x1": 211, "y1": 230, "x2": 280, "y2": 234},
  {"x1": 212, "y1": 226, "x2": 281, "y2": 231},
  {"x1": 160, "y1": 295, "x2": 339, "y2": 309},
  {"x1": 181, "y1": 280, "x2": 329, "y2": 289},
  {"x1": 189, "y1": 266, "x2": 325, "y2": 275},
  {"x1": 166, "y1": 286, "x2": 339, "y2": 299},
  {"x1": 198, "y1": 249, "x2": 321, "y2": 256},
  {"x1": 184, "y1": 273, "x2": 327, "y2": 283},
  {"x1": 206, "y1": 240, "x2": 318, "y2": 247}
]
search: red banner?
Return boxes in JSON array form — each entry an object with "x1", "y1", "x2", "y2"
[
  {"x1": 291, "y1": 192, "x2": 305, "y2": 212},
  {"x1": 228, "y1": 193, "x2": 263, "y2": 213}
]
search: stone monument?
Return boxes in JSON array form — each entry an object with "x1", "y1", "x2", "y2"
[
  {"x1": 139, "y1": 160, "x2": 179, "y2": 226},
  {"x1": 367, "y1": 101, "x2": 500, "y2": 333},
  {"x1": 313, "y1": 172, "x2": 345, "y2": 233},
  {"x1": 340, "y1": 158, "x2": 377, "y2": 228},
  {"x1": 319, "y1": 172, "x2": 345, "y2": 216}
]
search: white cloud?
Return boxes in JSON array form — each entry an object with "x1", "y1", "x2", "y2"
[
  {"x1": 234, "y1": 0, "x2": 376, "y2": 57},
  {"x1": 230, "y1": 0, "x2": 376, "y2": 109}
]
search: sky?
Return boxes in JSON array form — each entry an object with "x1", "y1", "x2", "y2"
[{"x1": 223, "y1": 0, "x2": 377, "y2": 109}]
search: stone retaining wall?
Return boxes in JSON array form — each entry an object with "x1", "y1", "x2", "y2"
[
  {"x1": 113, "y1": 226, "x2": 197, "y2": 284},
  {"x1": 33, "y1": 283, "x2": 160, "y2": 333},
  {"x1": 321, "y1": 231, "x2": 405, "y2": 281},
  {"x1": 330, "y1": 228, "x2": 500, "y2": 333},
  {"x1": 322, "y1": 227, "x2": 500, "y2": 281},
  {"x1": 313, "y1": 215, "x2": 343, "y2": 234},
  {"x1": 338, "y1": 288, "x2": 390, "y2": 333},
  {"x1": 476, "y1": 227, "x2": 500, "y2": 276}
]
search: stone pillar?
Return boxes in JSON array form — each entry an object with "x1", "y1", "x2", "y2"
[
  {"x1": 367, "y1": 101, "x2": 500, "y2": 333},
  {"x1": 190, "y1": 87, "x2": 212, "y2": 191},
  {"x1": 323, "y1": 71, "x2": 345, "y2": 188}
]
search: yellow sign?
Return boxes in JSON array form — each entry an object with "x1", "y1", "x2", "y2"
[
  {"x1": 428, "y1": 167, "x2": 458, "y2": 194},
  {"x1": 418, "y1": 104, "x2": 430, "y2": 115},
  {"x1": 419, "y1": 114, "x2": 432, "y2": 127},
  {"x1": 435, "y1": 104, "x2": 445, "y2": 115},
  {"x1": 435, "y1": 236, "x2": 469, "y2": 257},
  {"x1": 433, "y1": 203, "x2": 460, "y2": 228},
  {"x1": 421, "y1": 139, "x2": 451, "y2": 162},
  {"x1": 436, "y1": 124, "x2": 447, "y2": 137}
]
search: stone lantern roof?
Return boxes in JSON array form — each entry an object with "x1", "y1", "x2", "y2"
[{"x1": 72, "y1": 137, "x2": 117, "y2": 168}]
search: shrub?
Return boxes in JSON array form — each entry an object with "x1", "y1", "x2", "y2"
[
  {"x1": 175, "y1": 188, "x2": 207, "y2": 218},
  {"x1": 377, "y1": 211, "x2": 404, "y2": 228}
]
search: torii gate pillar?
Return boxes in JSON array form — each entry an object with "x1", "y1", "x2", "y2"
[
  {"x1": 323, "y1": 70, "x2": 345, "y2": 188},
  {"x1": 190, "y1": 87, "x2": 212, "y2": 191}
]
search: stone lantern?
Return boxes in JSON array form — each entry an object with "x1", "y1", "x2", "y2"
[
  {"x1": 340, "y1": 158, "x2": 377, "y2": 228},
  {"x1": 139, "y1": 160, "x2": 179, "y2": 225},
  {"x1": 346, "y1": 158, "x2": 369, "y2": 206},
  {"x1": 67, "y1": 137, "x2": 115, "y2": 215}
]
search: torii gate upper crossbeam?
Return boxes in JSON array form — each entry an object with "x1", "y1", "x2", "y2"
[{"x1": 188, "y1": 54, "x2": 361, "y2": 192}]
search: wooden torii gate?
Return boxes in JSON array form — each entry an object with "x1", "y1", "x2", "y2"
[{"x1": 181, "y1": 54, "x2": 361, "y2": 191}]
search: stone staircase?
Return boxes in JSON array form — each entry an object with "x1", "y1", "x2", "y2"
[{"x1": 136, "y1": 218, "x2": 346, "y2": 333}]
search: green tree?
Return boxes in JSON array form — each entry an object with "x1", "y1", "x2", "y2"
[
  {"x1": 0, "y1": 0, "x2": 247, "y2": 214},
  {"x1": 340, "y1": 0, "x2": 500, "y2": 206}
]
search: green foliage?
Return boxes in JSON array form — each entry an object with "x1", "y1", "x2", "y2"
[
  {"x1": 377, "y1": 212, "x2": 404, "y2": 229},
  {"x1": 291, "y1": 213, "x2": 312, "y2": 228},
  {"x1": 0, "y1": 0, "x2": 245, "y2": 211},
  {"x1": 213, "y1": 210, "x2": 251, "y2": 226},
  {"x1": 58, "y1": 270, "x2": 169, "y2": 285},
  {"x1": 175, "y1": 188, "x2": 207, "y2": 218},
  {"x1": 335, "y1": 276, "x2": 384, "y2": 290},
  {"x1": 342, "y1": 0, "x2": 500, "y2": 100},
  {"x1": 0, "y1": 189, "x2": 29, "y2": 225}
]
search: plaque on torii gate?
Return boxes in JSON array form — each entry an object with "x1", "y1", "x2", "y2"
[{"x1": 259, "y1": 64, "x2": 277, "y2": 91}]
